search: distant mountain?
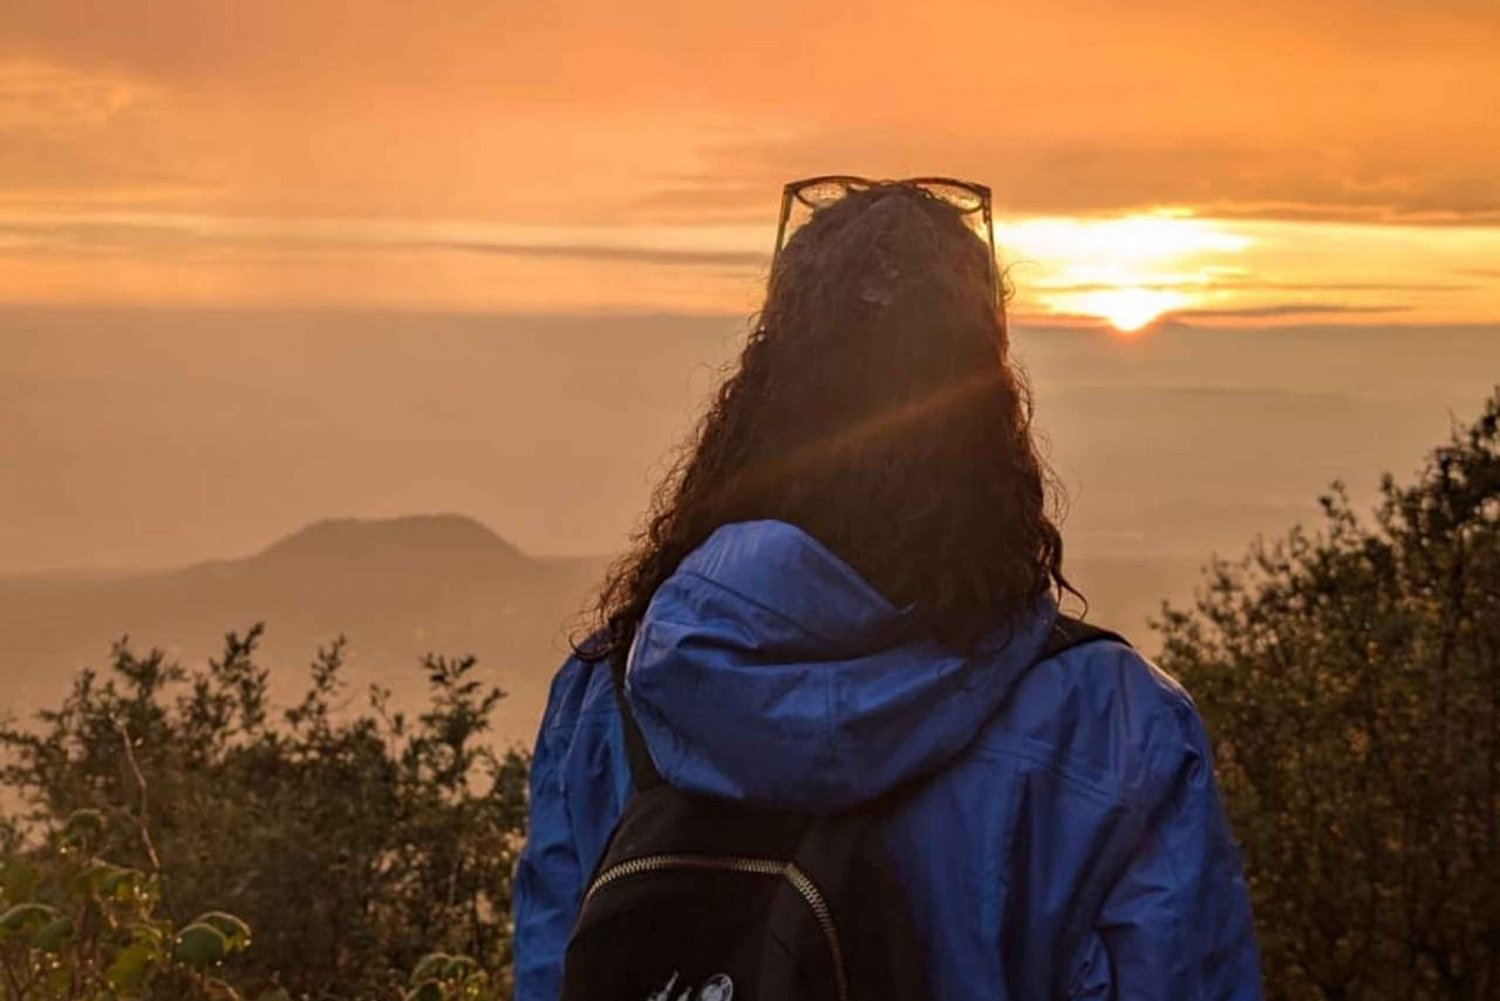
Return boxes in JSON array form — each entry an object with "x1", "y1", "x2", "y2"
[
  {"x1": 259, "y1": 513, "x2": 527, "y2": 563},
  {"x1": 0, "y1": 510, "x2": 1212, "y2": 747},
  {"x1": 0, "y1": 515, "x2": 608, "y2": 743}
]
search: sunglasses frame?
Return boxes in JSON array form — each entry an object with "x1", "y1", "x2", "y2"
[{"x1": 771, "y1": 175, "x2": 1000, "y2": 307}]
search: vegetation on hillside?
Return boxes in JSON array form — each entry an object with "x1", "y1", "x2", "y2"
[
  {"x1": 0, "y1": 627, "x2": 527, "y2": 1000},
  {"x1": 0, "y1": 806, "x2": 258, "y2": 1000},
  {"x1": 1158, "y1": 390, "x2": 1500, "y2": 1000}
]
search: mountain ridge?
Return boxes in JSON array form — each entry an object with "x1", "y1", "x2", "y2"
[
  {"x1": 254, "y1": 513, "x2": 529, "y2": 564},
  {"x1": 0, "y1": 513, "x2": 608, "y2": 743}
]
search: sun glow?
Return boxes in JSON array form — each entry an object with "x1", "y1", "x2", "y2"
[
  {"x1": 1001, "y1": 212, "x2": 1253, "y2": 333},
  {"x1": 1070, "y1": 287, "x2": 1191, "y2": 333}
]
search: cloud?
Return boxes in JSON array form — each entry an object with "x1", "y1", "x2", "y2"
[
  {"x1": 679, "y1": 131, "x2": 1500, "y2": 227},
  {"x1": 432, "y1": 241, "x2": 768, "y2": 268},
  {"x1": 0, "y1": 61, "x2": 219, "y2": 207},
  {"x1": 1036, "y1": 279, "x2": 1475, "y2": 294},
  {"x1": 1201, "y1": 202, "x2": 1500, "y2": 228},
  {"x1": 1166, "y1": 303, "x2": 1414, "y2": 320},
  {"x1": 0, "y1": 1, "x2": 1496, "y2": 224},
  {"x1": 0, "y1": 215, "x2": 771, "y2": 268}
]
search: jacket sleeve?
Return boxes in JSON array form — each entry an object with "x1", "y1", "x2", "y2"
[
  {"x1": 512, "y1": 656, "x2": 590, "y2": 1001},
  {"x1": 1068, "y1": 697, "x2": 1263, "y2": 1000}
]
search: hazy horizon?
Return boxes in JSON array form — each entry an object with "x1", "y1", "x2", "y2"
[
  {"x1": 5, "y1": 303, "x2": 1497, "y2": 580},
  {"x1": 5, "y1": 302, "x2": 1495, "y2": 743}
]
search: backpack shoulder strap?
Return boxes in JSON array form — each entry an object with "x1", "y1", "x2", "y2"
[
  {"x1": 1038, "y1": 613, "x2": 1130, "y2": 662},
  {"x1": 610, "y1": 650, "x2": 664, "y2": 791}
]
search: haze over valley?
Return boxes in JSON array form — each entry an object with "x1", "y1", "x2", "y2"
[{"x1": 4, "y1": 306, "x2": 1496, "y2": 739}]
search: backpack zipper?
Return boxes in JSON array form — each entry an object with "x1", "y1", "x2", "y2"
[{"x1": 584, "y1": 853, "x2": 850, "y2": 1001}]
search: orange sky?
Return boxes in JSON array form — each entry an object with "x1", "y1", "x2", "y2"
[{"x1": 3, "y1": 0, "x2": 1498, "y2": 330}]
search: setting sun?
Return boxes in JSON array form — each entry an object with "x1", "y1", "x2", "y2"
[
  {"x1": 998, "y1": 213, "x2": 1252, "y2": 332},
  {"x1": 1071, "y1": 286, "x2": 1189, "y2": 333}
]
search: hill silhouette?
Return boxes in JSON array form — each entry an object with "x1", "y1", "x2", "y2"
[
  {"x1": 0, "y1": 514, "x2": 605, "y2": 742},
  {"x1": 1, "y1": 510, "x2": 1215, "y2": 744},
  {"x1": 259, "y1": 513, "x2": 526, "y2": 562}
]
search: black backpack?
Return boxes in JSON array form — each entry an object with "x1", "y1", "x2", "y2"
[{"x1": 560, "y1": 615, "x2": 1126, "y2": 1001}]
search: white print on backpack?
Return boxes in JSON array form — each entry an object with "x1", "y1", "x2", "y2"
[{"x1": 644, "y1": 972, "x2": 734, "y2": 1001}]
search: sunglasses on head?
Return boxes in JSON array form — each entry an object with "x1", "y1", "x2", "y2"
[{"x1": 771, "y1": 175, "x2": 1000, "y2": 306}]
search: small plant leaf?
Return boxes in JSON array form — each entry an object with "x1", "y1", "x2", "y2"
[
  {"x1": 0, "y1": 901, "x2": 58, "y2": 935},
  {"x1": 175, "y1": 921, "x2": 230, "y2": 967},
  {"x1": 410, "y1": 952, "x2": 451, "y2": 984},
  {"x1": 63, "y1": 809, "x2": 106, "y2": 837},
  {"x1": 0, "y1": 857, "x2": 40, "y2": 904},
  {"x1": 107, "y1": 939, "x2": 159, "y2": 991},
  {"x1": 403, "y1": 982, "x2": 444, "y2": 1001},
  {"x1": 33, "y1": 914, "x2": 74, "y2": 952},
  {"x1": 194, "y1": 910, "x2": 252, "y2": 952},
  {"x1": 441, "y1": 954, "x2": 479, "y2": 980},
  {"x1": 61, "y1": 808, "x2": 106, "y2": 848}
]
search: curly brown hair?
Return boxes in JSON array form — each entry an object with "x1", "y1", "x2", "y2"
[{"x1": 579, "y1": 182, "x2": 1071, "y2": 659}]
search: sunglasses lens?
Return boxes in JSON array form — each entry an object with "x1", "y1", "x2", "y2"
[
  {"x1": 919, "y1": 181, "x2": 985, "y2": 213},
  {"x1": 911, "y1": 182, "x2": 993, "y2": 250},
  {"x1": 796, "y1": 179, "x2": 856, "y2": 208}
]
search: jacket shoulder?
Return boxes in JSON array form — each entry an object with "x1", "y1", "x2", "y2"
[
  {"x1": 534, "y1": 640, "x2": 620, "y2": 745},
  {"x1": 515, "y1": 640, "x2": 627, "y2": 1001},
  {"x1": 1050, "y1": 634, "x2": 1194, "y2": 709},
  {"x1": 989, "y1": 636, "x2": 1206, "y2": 804}
]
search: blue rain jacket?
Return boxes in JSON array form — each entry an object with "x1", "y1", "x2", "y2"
[{"x1": 514, "y1": 519, "x2": 1262, "y2": 1000}]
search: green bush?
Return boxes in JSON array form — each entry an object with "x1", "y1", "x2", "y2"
[
  {"x1": 1, "y1": 628, "x2": 528, "y2": 1000},
  {"x1": 0, "y1": 808, "x2": 255, "y2": 999},
  {"x1": 1158, "y1": 390, "x2": 1500, "y2": 1000}
]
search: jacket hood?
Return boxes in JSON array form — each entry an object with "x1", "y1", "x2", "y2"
[{"x1": 625, "y1": 519, "x2": 1059, "y2": 813}]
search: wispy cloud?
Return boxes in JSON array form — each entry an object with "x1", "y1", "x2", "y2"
[
  {"x1": 1167, "y1": 303, "x2": 1413, "y2": 319},
  {"x1": 0, "y1": 213, "x2": 772, "y2": 260},
  {"x1": 1034, "y1": 279, "x2": 1476, "y2": 296},
  {"x1": 432, "y1": 241, "x2": 767, "y2": 267}
]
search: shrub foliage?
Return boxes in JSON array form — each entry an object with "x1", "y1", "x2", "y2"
[
  {"x1": 1, "y1": 628, "x2": 528, "y2": 1000},
  {"x1": 1158, "y1": 391, "x2": 1500, "y2": 1000}
]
